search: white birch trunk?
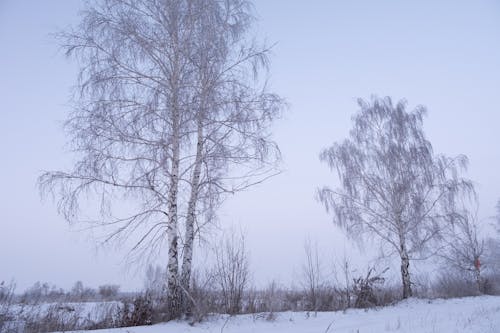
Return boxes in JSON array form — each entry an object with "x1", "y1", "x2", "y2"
[
  {"x1": 166, "y1": 16, "x2": 182, "y2": 316},
  {"x1": 180, "y1": 116, "x2": 203, "y2": 313},
  {"x1": 166, "y1": 103, "x2": 181, "y2": 318},
  {"x1": 399, "y1": 241, "x2": 412, "y2": 299}
]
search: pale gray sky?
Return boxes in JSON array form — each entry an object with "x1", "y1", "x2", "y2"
[{"x1": 1, "y1": 0, "x2": 499, "y2": 291}]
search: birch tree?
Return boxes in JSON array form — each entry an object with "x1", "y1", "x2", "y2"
[
  {"x1": 484, "y1": 200, "x2": 500, "y2": 274},
  {"x1": 318, "y1": 96, "x2": 474, "y2": 298},
  {"x1": 441, "y1": 209, "x2": 484, "y2": 292},
  {"x1": 301, "y1": 239, "x2": 325, "y2": 312},
  {"x1": 178, "y1": 0, "x2": 282, "y2": 311},
  {"x1": 39, "y1": 0, "x2": 283, "y2": 319}
]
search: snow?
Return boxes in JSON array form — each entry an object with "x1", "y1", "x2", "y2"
[{"x1": 61, "y1": 295, "x2": 500, "y2": 333}]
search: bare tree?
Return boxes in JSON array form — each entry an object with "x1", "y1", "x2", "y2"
[
  {"x1": 318, "y1": 96, "x2": 474, "y2": 298},
  {"x1": 331, "y1": 253, "x2": 353, "y2": 309},
  {"x1": 212, "y1": 230, "x2": 250, "y2": 315},
  {"x1": 38, "y1": 0, "x2": 283, "y2": 319},
  {"x1": 440, "y1": 209, "x2": 484, "y2": 292},
  {"x1": 301, "y1": 239, "x2": 324, "y2": 312},
  {"x1": 484, "y1": 200, "x2": 500, "y2": 276},
  {"x1": 177, "y1": 0, "x2": 283, "y2": 313},
  {"x1": 39, "y1": 0, "x2": 198, "y2": 317}
]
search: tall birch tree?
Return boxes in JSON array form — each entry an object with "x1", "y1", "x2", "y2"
[
  {"x1": 318, "y1": 96, "x2": 474, "y2": 298},
  {"x1": 178, "y1": 0, "x2": 283, "y2": 312},
  {"x1": 39, "y1": 0, "x2": 283, "y2": 318}
]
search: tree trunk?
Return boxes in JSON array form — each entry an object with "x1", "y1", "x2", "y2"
[
  {"x1": 474, "y1": 266, "x2": 482, "y2": 293},
  {"x1": 166, "y1": 50, "x2": 182, "y2": 319},
  {"x1": 400, "y1": 247, "x2": 412, "y2": 299},
  {"x1": 166, "y1": 6, "x2": 185, "y2": 319},
  {"x1": 180, "y1": 119, "x2": 203, "y2": 315},
  {"x1": 166, "y1": 111, "x2": 181, "y2": 319}
]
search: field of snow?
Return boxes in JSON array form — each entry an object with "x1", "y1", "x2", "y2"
[{"x1": 63, "y1": 295, "x2": 500, "y2": 333}]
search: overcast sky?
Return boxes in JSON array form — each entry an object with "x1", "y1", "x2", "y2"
[{"x1": 1, "y1": 0, "x2": 499, "y2": 292}]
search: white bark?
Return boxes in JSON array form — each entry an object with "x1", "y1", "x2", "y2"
[
  {"x1": 166, "y1": 104, "x2": 181, "y2": 317},
  {"x1": 180, "y1": 116, "x2": 203, "y2": 310},
  {"x1": 400, "y1": 244, "x2": 412, "y2": 298},
  {"x1": 166, "y1": 4, "x2": 184, "y2": 316}
]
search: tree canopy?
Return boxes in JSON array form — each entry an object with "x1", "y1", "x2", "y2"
[{"x1": 318, "y1": 96, "x2": 474, "y2": 298}]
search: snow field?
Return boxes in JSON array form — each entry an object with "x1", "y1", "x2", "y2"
[{"x1": 63, "y1": 295, "x2": 500, "y2": 333}]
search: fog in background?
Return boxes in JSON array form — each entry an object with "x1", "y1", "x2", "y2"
[{"x1": 1, "y1": 0, "x2": 499, "y2": 291}]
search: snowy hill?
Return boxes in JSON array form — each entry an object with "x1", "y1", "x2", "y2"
[{"x1": 63, "y1": 295, "x2": 500, "y2": 333}]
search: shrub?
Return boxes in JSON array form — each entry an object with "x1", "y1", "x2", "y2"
[
  {"x1": 353, "y1": 267, "x2": 387, "y2": 308},
  {"x1": 99, "y1": 285, "x2": 120, "y2": 300},
  {"x1": 0, "y1": 281, "x2": 16, "y2": 332},
  {"x1": 433, "y1": 272, "x2": 480, "y2": 298},
  {"x1": 119, "y1": 294, "x2": 153, "y2": 327},
  {"x1": 213, "y1": 231, "x2": 250, "y2": 315}
]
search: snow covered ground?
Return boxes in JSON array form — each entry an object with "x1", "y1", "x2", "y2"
[{"x1": 63, "y1": 295, "x2": 500, "y2": 333}]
